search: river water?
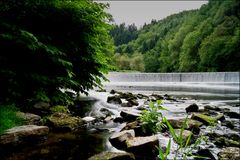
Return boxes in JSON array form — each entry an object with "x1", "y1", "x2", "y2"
[{"x1": 2, "y1": 72, "x2": 239, "y2": 160}]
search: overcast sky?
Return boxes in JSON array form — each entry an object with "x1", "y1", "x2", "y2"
[{"x1": 99, "y1": 1, "x2": 208, "y2": 28}]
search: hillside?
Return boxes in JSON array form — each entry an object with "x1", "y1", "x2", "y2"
[{"x1": 110, "y1": 0, "x2": 240, "y2": 72}]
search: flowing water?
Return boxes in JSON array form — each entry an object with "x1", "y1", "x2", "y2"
[{"x1": 1, "y1": 72, "x2": 239, "y2": 160}]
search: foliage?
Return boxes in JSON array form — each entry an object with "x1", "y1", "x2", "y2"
[
  {"x1": 138, "y1": 100, "x2": 167, "y2": 134},
  {"x1": 0, "y1": 0, "x2": 113, "y2": 107},
  {"x1": 0, "y1": 104, "x2": 24, "y2": 134},
  {"x1": 111, "y1": 0, "x2": 240, "y2": 72}
]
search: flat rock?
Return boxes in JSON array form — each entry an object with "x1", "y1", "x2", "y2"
[
  {"x1": 88, "y1": 151, "x2": 135, "y2": 160},
  {"x1": 120, "y1": 111, "x2": 141, "y2": 122},
  {"x1": 191, "y1": 113, "x2": 225, "y2": 125},
  {"x1": 109, "y1": 129, "x2": 135, "y2": 150},
  {"x1": 16, "y1": 112, "x2": 41, "y2": 125},
  {"x1": 0, "y1": 125, "x2": 49, "y2": 146}
]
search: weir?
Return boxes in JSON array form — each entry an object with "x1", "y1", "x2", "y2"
[{"x1": 103, "y1": 72, "x2": 240, "y2": 95}]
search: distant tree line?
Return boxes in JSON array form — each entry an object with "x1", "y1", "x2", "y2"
[{"x1": 110, "y1": 0, "x2": 240, "y2": 72}]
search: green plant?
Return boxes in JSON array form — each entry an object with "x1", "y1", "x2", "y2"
[
  {"x1": 0, "y1": 104, "x2": 24, "y2": 134},
  {"x1": 157, "y1": 117, "x2": 207, "y2": 160},
  {"x1": 138, "y1": 100, "x2": 167, "y2": 134}
]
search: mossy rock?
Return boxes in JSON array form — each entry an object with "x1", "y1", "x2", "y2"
[
  {"x1": 218, "y1": 147, "x2": 240, "y2": 160},
  {"x1": 215, "y1": 137, "x2": 240, "y2": 147},
  {"x1": 191, "y1": 113, "x2": 224, "y2": 125},
  {"x1": 88, "y1": 151, "x2": 135, "y2": 160}
]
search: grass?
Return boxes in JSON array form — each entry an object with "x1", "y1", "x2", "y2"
[{"x1": 0, "y1": 104, "x2": 24, "y2": 135}]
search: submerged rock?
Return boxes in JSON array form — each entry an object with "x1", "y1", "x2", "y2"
[
  {"x1": 47, "y1": 113, "x2": 83, "y2": 131},
  {"x1": 0, "y1": 125, "x2": 49, "y2": 146},
  {"x1": 109, "y1": 130, "x2": 135, "y2": 150},
  {"x1": 88, "y1": 151, "x2": 135, "y2": 160},
  {"x1": 218, "y1": 147, "x2": 240, "y2": 160}
]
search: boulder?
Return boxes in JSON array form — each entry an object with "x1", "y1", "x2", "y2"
[
  {"x1": 110, "y1": 89, "x2": 117, "y2": 94},
  {"x1": 126, "y1": 99, "x2": 139, "y2": 106},
  {"x1": 88, "y1": 151, "x2": 135, "y2": 160},
  {"x1": 175, "y1": 129, "x2": 193, "y2": 144},
  {"x1": 120, "y1": 111, "x2": 141, "y2": 122},
  {"x1": 126, "y1": 135, "x2": 159, "y2": 159},
  {"x1": 185, "y1": 103, "x2": 199, "y2": 113},
  {"x1": 218, "y1": 147, "x2": 240, "y2": 160},
  {"x1": 224, "y1": 111, "x2": 240, "y2": 119},
  {"x1": 121, "y1": 121, "x2": 143, "y2": 136},
  {"x1": 109, "y1": 130, "x2": 135, "y2": 150},
  {"x1": 33, "y1": 102, "x2": 51, "y2": 115},
  {"x1": 47, "y1": 113, "x2": 83, "y2": 131},
  {"x1": 107, "y1": 95, "x2": 122, "y2": 104},
  {"x1": 16, "y1": 112, "x2": 41, "y2": 125},
  {"x1": 167, "y1": 118, "x2": 202, "y2": 134},
  {"x1": 0, "y1": 125, "x2": 49, "y2": 146},
  {"x1": 100, "y1": 108, "x2": 114, "y2": 117},
  {"x1": 215, "y1": 137, "x2": 240, "y2": 147},
  {"x1": 113, "y1": 117, "x2": 125, "y2": 123},
  {"x1": 191, "y1": 113, "x2": 225, "y2": 125},
  {"x1": 204, "y1": 105, "x2": 221, "y2": 112}
]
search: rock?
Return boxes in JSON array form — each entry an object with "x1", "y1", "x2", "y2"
[
  {"x1": 127, "y1": 99, "x2": 139, "y2": 106},
  {"x1": 185, "y1": 103, "x2": 199, "y2": 113},
  {"x1": 113, "y1": 117, "x2": 125, "y2": 123},
  {"x1": 151, "y1": 94, "x2": 164, "y2": 100},
  {"x1": 82, "y1": 116, "x2": 96, "y2": 123},
  {"x1": 107, "y1": 95, "x2": 122, "y2": 104},
  {"x1": 104, "y1": 116, "x2": 113, "y2": 123},
  {"x1": 0, "y1": 125, "x2": 49, "y2": 146},
  {"x1": 121, "y1": 121, "x2": 143, "y2": 136},
  {"x1": 120, "y1": 111, "x2": 141, "y2": 122},
  {"x1": 191, "y1": 113, "x2": 225, "y2": 125},
  {"x1": 95, "y1": 88, "x2": 106, "y2": 92},
  {"x1": 16, "y1": 112, "x2": 41, "y2": 125},
  {"x1": 126, "y1": 135, "x2": 159, "y2": 159},
  {"x1": 224, "y1": 111, "x2": 240, "y2": 119},
  {"x1": 204, "y1": 105, "x2": 221, "y2": 111},
  {"x1": 110, "y1": 89, "x2": 117, "y2": 94},
  {"x1": 167, "y1": 118, "x2": 202, "y2": 134},
  {"x1": 118, "y1": 92, "x2": 136, "y2": 100},
  {"x1": 33, "y1": 102, "x2": 51, "y2": 115},
  {"x1": 218, "y1": 147, "x2": 240, "y2": 160},
  {"x1": 136, "y1": 94, "x2": 148, "y2": 99},
  {"x1": 47, "y1": 113, "x2": 83, "y2": 131},
  {"x1": 100, "y1": 108, "x2": 114, "y2": 117},
  {"x1": 221, "y1": 120, "x2": 235, "y2": 129},
  {"x1": 196, "y1": 149, "x2": 216, "y2": 160},
  {"x1": 174, "y1": 129, "x2": 193, "y2": 144},
  {"x1": 164, "y1": 94, "x2": 177, "y2": 101},
  {"x1": 121, "y1": 102, "x2": 133, "y2": 107},
  {"x1": 215, "y1": 137, "x2": 240, "y2": 147},
  {"x1": 88, "y1": 151, "x2": 135, "y2": 160},
  {"x1": 109, "y1": 130, "x2": 135, "y2": 150}
]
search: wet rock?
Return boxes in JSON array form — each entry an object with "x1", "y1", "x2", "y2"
[
  {"x1": 191, "y1": 113, "x2": 225, "y2": 125},
  {"x1": 121, "y1": 121, "x2": 143, "y2": 136},
  {"x1": 110, "y1": 89, "x2": 118, "y2": 94},
  {"x1": 127, "y1": 99, "x2": 139, "y2": 106},
  {"x1": 204, "y1": 105, "x2": 221, "y2": 111},
  {"x1": 126, "y1": 135, "x2": 159, "y2": 159},
  {"x1": 118, "y1": 92, "x2": 136, "y2": 100},
  {"x1": 88, "y1": 151, "x2": 135, "y2": 160},
  {"x1": 167, "y1": 118, "x2": 202, "y2": 134},
  {"x1": 151, "y1": 94, "x2": 164, "y2": 100},
  {"x1": 221, "y1": 120, "x2": 235, "y2": 129},
  {"x1": 104, "y1": 116, "x2": 113, "y2": 123},
  {"x1": 136, "y1": 93, "x2": 148, "y2": 99},
  {"x1": 120, "y1": 111, "x2": 141, "y2": 122},
  {"x1": 164, "y1": 94, "x2": 177, "y2": 101},
  {"x1": 196, "y1": 149, "x2": 216, "y2": 160},
  {"x1": 109, "y1": 130, "x2": 135, "y2": 150},
  {"x1": 113, "y1": 117, "x2": 125, "y2": 123},
  {"x1": 185, "y1": 103, "x2": 199, "y2": 113},
  {"x1": 224, "y1": 111, "x2": 240, "y2": 119},
  {"x1": 47, "y1": 113, "x2": 83, "y2": 131},
  {"x1": 0, "y1": 125, "x2": 49, "y2": 146},
  {"x1": 16, "y1": 112, "x2": 41, "y2": 125},
  {"x1": 121, "y1": 102, "x2": 133, "y2": 107},
  {"x1": 136, "y1": 105, "x2": 148, "y2": 111},
  {"x1": 218, "y1": 147, "x2": 240, "y2": 160},
  {"x1": 215, "y1": 137, "x2": 240, "y2": 147},
  {"x1": 33, "y1": 102, "x2": 51, "y2": 115},
  {"x1": 95, "y1": 88, "x2": 106, "y2": 92},
  {"x1": 107, "y1": 95, "x2": 122, "y2": 104},
  {"x1": 100, "y1": 108, "x2": 114, "y2": 117}
]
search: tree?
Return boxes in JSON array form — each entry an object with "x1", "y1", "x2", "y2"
[{"x1": 0, "y1": 0, "x2": 113, "y2": 107}]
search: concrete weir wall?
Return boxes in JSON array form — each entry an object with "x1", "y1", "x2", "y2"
[{"x1": 104, "y1": 72, "x2": 240, "y2": 95}]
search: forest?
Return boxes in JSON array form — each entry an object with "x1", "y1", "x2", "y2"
[{"x1": 110, "y1": 0, "x2": 240, "y2": 72}]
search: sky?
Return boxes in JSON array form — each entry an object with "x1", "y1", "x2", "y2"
[{"x1": 99, "y1": 1, "x2": 208, "y2": 28}]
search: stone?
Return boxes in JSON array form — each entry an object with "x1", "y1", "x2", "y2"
[
  {"x1": 120, "y1": 111, "x2": 141, "y2": 122},
  {"x1": 121, "y1": 102, "x2": 133, "y2": 107},
  {"x1": 224, "y1": 111, "x2": 240, "y2": 119},
  {"x1": 204, "y1": 105, "x2": 221, "y2": 111},
  {"x1": 88, "y1": 151, "x2": 135, "y2": 160},
  {"x1": 127, "y1": 99, "x2": 139, "y2": 106},
  {"x1": 136, "y1": 94, "x2": 148, "y2": 99},
  {"x1": 126, "y1": 135, "x2": 159, "y2": 159},
  {"x1": 191, "y1": 113, "x2": 225, "y2": 125},
  {"x1": 100, "y1": 108, "x2": 114, "y2": 117},
  {"x1": 109, "y1": 130, "x2": 135, "y2": 150},
  {"x1": 104, "y1": 116, "x2": 113, "y2": 123},
  {"x1": 113, "y1": 117, "x2": 125, "y2": 123},
  {"x1": 107, "y1": 95, "x2": 122, "y2": 104},
  {"x1": 33, "y1": 102, "x2": 51, "y2": 115},
  {"x1": 218, "y1": 147, "x2": 240, "y2": 160},
  {"x1": 167, "y1": 118, "x2": 202, "y2": 134},
  {"x1": 215, "y1": 137, "x2": 240, "y2": 147},
  {"x1": 221, "y1": 120, "x2": 235, "y2": 129},
  {"x1": 16, "y1": 112, "x2": 41, "y2": 125},
  {"x1": 185, "y1": 103, "x2": 199, "y2": 113},
  {"x1": 174, "y1": 129, "x2": 193, "y2": 144},
  {"x1": 110, "y1": 89, "x2": 117, "y2": 94},
  {"x1": 47, "y1": 113, "x2": 83, "y2": 131},
  {"x1": 121, "y1": 121, "x2": 143, "y2": 136},
  {"x1": 82, "y1": 116, "x2": 96, "y2": 123},
  {"x1": 0, "y1": 125, "x2": 49, "y2": 146}
]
